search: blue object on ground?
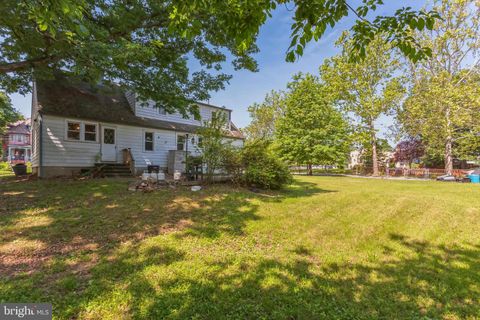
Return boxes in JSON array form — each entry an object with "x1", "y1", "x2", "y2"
[{"x1": 468, "y1": 174, "x2": 480, "y2": 183}]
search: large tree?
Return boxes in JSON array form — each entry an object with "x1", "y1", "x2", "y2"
[
  {"x1": 0, "y1": 1, "x2": 439, "y2": 114},
  {"x1": 275, "y1": 73, "x2": 350, "y2": 175},
  {"x1": 398, "y1": 0, "x2": 480, "y2": 174},
  {"x1": 321, "y1": 35, "x2": 405, "y2": 176},
  {"x1": 244, "y1": 90, "x2": 285, "y2": 141},
  {"x1": 0, "y1": 92, "x2": 22, "y2": 134}
]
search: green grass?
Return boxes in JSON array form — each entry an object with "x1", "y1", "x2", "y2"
[
  {"x1": 1, "y1": 176, "x2": 479, "y2": 319},
  {"x1": 0, "y1": 162, "x2": 32, "y2": 177},
  {"x1": 0, "y1": 162, "x2": 13, "y2": 177}
]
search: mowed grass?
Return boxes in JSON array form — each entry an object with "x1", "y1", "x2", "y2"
[
  {"x1": 0, "y1": 162, "x2": 13, "y2": 177},
  {"x1": 1, "y1": 175, "x2": 479, "y2": 319}
]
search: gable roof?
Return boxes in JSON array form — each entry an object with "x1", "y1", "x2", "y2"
[
  {"x1": 7, "y1": 119, "x2": 31, "y2": 134},
  {"x1": 35, "y1": 77, "x2": 244, "y2": 139}
]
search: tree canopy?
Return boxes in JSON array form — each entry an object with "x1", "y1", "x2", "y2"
[
  {"x1": 393, "y1": 138, "x2": 425, "y2": 168},
  {"x1": 0, "y1": 0, "x2": 439, "y2": 115},
  {"x1": 244, "y1": 90, "x2": 285, "y2": 141},
  {"x1": 275, "y1": 73, "x2": 350, "y2": 174},
  {"x1": 321, "y1": 35, "x2": 405, "y2": 175},
  {"x1": 0, "y1": 92, "x2": 22, "y2": 134},
  {"x1": 397, "y1": 0, "x2": 480, "y2": 173}
]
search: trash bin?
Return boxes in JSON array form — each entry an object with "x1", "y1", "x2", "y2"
[
  {"x1": 468, "y1": 174, "x2": 480, "y2": 184},
  {"x1": 147, "y1": 165, "x2": 160, "y2": 173},
  {"x1": 12, "y1": 163, "x2": 27, "y2": 176}
]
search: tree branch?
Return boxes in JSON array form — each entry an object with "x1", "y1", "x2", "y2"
[
  {"x1": 344, "y1": 1, "x2": 370, "y2": 25},
  {"x1": 0, "y1": 55, "x2": 57, "y2": 73}
]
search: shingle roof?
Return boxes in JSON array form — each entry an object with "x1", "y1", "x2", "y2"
[
  {"x1": 7, "y1": 119, "x2": 31, "y2": 134},
  {"x1": 36, "y1": 77, "x2": 244, "y2": 139}
]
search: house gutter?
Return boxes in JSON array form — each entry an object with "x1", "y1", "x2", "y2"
[{"x1": 38, "y1": 114, "x2": 44, "y2": 178}]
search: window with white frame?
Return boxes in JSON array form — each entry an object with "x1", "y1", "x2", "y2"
[
  {"x1": 157, "y1": 104, "x2": 167, "y2": 115},
  {"x1": 66, "y1": 121, "x2": 98, "y2": 142},
  {"x1": 9, "y1": 134, "x2": 23, "y2": 142},
  {"x1": 144, "y1": 131, "x2": 154, "y2": 151},
  {"x1": 177, "y1": 134, "x2": 186, "y2": 151},
  {"x1": 67, "y1": 122, "x2": 81, "y2": 140},
  {"x1": 84, "y1": 123, "x2": 97, "y2": 142}
]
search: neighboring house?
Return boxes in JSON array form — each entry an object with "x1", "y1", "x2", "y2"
[
  {"x1": 31, "y1": 77, "x2": 244, "y2": 177},
  {"x1": 348, "y1": 150, "x2": 362, "y2": 169},
  {"x1": 1, "y1": 119, "x2": 32, "y2": 164}
]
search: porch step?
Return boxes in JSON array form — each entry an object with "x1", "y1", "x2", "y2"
[{"x1": 95, "y1": 163, "x2": 133, "y2": 177}]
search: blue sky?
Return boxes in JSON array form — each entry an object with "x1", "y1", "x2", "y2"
[{"x1": 9, "y1": 0, "x2": 424, "y2": 140}]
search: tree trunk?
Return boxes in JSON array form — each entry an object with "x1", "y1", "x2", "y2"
[
  {"x1": 307, "y1": 163, "x2": 313, "y2": 176},
  {"x1": 444, "y1": 107, "x2": 453, "y2": 175},
  {"x1": 371, "y1": 129, "x2": 379, "y2": 176},
  {"x1": 445, "y1": 136, "x2": 453, "y2": 175}
]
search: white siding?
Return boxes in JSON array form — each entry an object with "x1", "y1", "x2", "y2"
[
  {"x1": 31, "y1": 117, "x2": 40, "y2": 167},
  {"x1": 231, "y1": 139, "x2": 244, "y2": 148},
  {"x1": 31, "y1": 82, "x2": 40, "y2": 168},
  {"x1": 114, "y1": 125, "x2": 177, "y2": 168},
  {"x1": 42, "y1": 115, "x2": 101, "y2": 166},
  {"x1": 40, "y1": 114, "x2": 243, "y2": 169},
  {"x1": 135, "y1": 101, "x2": 230, "y2": 126},
  {"x1": 41, "y1": 115, "x2": 186, "y2": 168}
]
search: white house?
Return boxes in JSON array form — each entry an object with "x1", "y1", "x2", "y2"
[{"x1": 31, "y1": 76, "x2": 244, "y2": 177}]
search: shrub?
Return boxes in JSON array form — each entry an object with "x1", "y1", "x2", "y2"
[
  {"x1": 242, "y1": 141, "x2": 292, "y2": 190},
  {"x1": 196, "y1": 113, "x2": 229, "y2": 183},
  {"x1": 221, "y1": 146, "x2": 243, "y2": 185},
  {"x1": 0, "y1": 161, "x2": 9, "y2": 170}
]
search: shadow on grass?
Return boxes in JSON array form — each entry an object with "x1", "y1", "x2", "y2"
[
  {"x1": 80, "y1": 234, "x2": 480, "y2": 319},
  {"x1": 0, "y1": 178, "x2": 332, "y2": 276},
  {"x1": 3, "y1": 178, "x2": 478, "y2": 318}
]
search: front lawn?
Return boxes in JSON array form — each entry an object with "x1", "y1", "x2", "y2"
[
  {"x1": 1, "y1": 176, "x2": 479, "y2": 319},
  {"x1": 0, "y1": 162, "x2": 13, "y2": 177}
]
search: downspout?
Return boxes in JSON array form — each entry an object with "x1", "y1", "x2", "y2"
[{"x1": 39, "y1": 115, "x2": 43, "y2": 178}]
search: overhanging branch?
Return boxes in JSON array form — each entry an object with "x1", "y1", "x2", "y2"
[{"x1": 0, "y1": 55, "x2": 57, "y2": 73}]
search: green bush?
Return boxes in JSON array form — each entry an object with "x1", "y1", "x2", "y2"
[
  {"x1": 242, "y1": 141, "x2": 292, "y2": 190},
  {"x1": 0, "y1": 161, "x2": 9, "y2": 170},
  {"x1": 221, "y1": 146, "x2": 244, "y2": 185}
]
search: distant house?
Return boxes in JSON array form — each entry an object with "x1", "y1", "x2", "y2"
[
  {"x1": 31, "y1": 76, "x2": 244, "y2": 177},
  {"x1": 348, "y1": 149, "x2": 395, "y2": 169},
  {"x1": 1, "y1": 119, "x2": 32, "y2": 164},
  {"x1": 348, "y1": 150, "x2": 363, "y2": 169}
]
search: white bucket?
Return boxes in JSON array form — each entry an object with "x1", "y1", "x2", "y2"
[
  {"x1": 149, "y1": 172, "x2": 165, "y2": 181},
  {"x1": 173, "y1": 171, "x2": 181, "y2": 181}
]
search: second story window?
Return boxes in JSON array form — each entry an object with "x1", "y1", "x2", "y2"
[
  {"x1": 144, "y1": 131, "x2": 154, "y2": 151},
  {"x1": 157, "y1": 104, "x2": 167, "y2": 115},
  {"x1": 9, "y1": 134, "x2": 25, "y2": 143}
]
